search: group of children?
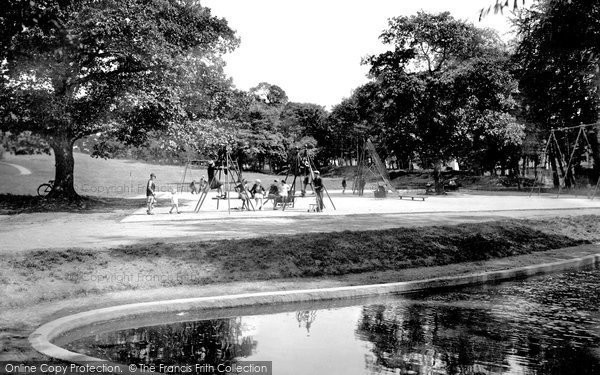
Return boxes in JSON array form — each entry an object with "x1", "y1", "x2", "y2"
[
  {"x1": 145, "y1": 171, "x2": 331, "y2": 214},
  {"x1": 235, "y1": 178, "x2": 294, "y2": 210}
]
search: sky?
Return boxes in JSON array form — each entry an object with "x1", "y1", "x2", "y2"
[{"x1": 202, "y1": 0, "x2": 516, "y2": 109}]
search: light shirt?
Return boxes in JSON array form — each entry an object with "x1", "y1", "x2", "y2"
[{"x1": 279, "y1": 183, "x2": 290, "y2": 196}]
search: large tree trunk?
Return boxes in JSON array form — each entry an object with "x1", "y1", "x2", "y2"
[{"x1": 47, "y1": 135, "x2": 79, "y2": 200}]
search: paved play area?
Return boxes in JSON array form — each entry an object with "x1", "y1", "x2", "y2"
[
  {"x1": 2, "y1": 191, "x2": 600, "y2": 253},
  {"x1": 122, "y1": 190, "x2": 600, "y2": 222}
]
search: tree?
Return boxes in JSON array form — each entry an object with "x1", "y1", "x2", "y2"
[
  {"x1": 479, "y1": 0, "x2": 573, "y2": 20},
  {"x1": 513, "y1": 0, "x2": 600, "y2": 186},
  {"x1": 326, "y1": 95, "x2": 366, "y2": 165},
  {"x1": 450, "y1": 52, "x2": 525, "y2": 174},
  {"x1": 245, "y1": 82, "x2": 288, "y2": 133},
  {"x1": 279, "y1": 102, "x2": 327, "y2": 141},
  {"x1": 0, "y1": 0, "x2": 237, "y2": 199},
  {"x1": 178, "y1": 55, "x2": 250, "y2": 123},
  {"x1": 364, "y1": 12, "x2": 522, "y2": 192},
  {"x1": 249, "y1": 82, "x2": 288, "y2": 106}
]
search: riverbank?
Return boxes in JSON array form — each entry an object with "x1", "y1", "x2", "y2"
[
  {"x1": 1, "y1": 221, "x2": 588, "y2": 308},
  {"x1": 3, "y1": 244, "x2": 600, "y2": 362},
  {"x1": 2, "y1": 215, "x2": 600, "y2": 361}
]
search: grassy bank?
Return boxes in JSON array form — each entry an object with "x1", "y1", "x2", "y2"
[
  {"x1": 2, "y1": 220, "x2": 588, "y2": 308},
  {"x1": 2, "y1": 216, "x2": 600, "y2": 361},
  {"x1": 0, "y1": 194, "x2": 148, "y2": 214}
]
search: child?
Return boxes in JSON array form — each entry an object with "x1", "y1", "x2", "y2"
[
  {"x1": 235, "y1": 179, "x2": 251, "y2": 210},
  {"x1": 189, "y1": 180, "x2": 198, "y2": 194},
  {"x1": 342, "y1": 178, "x2": 347, "y2": 194},
  {"x1": 169, "y1": 188, "x2": 181, "y2": 214},
  {"x1": 199, "y1": 176, "x2": 207, "y2": 192},
  {"x1": 250, "y1": 179, "x2": 265, "y2": 210}
]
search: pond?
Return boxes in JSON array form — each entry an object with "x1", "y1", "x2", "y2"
[{"x1": 63, "y1": 268, "x2": 600, "y2": 375}]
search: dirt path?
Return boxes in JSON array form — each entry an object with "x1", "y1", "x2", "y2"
[{"x1": 0, "y1": 161, "x2": 32, "y2": 175}]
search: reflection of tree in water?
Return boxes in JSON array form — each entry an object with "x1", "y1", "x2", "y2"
[
  {"x1": 66, "y1": 317, "x2": 257, "y2": 372},
  {"x1": 296, "y1": 310, "x2": 317, "y2": 335},
  {"x1": 356, "y1": 301, "x2": 600, "y2": 375}
]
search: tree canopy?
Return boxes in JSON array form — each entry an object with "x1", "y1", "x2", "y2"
[
  {"x1": 513, "y1": 0, "x2": 600, "y2": 184},
  {"x1": 2, "y1": 0, "x2": 597, "y2": 198},
  {"x1": 326, "y1": 12, "x2": 524, "y2": 191},
  {"x1": 0, "y1": 0, "x2": 237, "y2": 198}
]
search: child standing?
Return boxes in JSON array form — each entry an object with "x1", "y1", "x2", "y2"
[
  {"x1": 341, "y1": 178, "x2": 347, "y2": 194},
  {"x1": 250, "y1": 179, "x2": 265, "y2": 210},
  {"x1": 169, "y1": 188, "x2": 181, "y2": 214}
]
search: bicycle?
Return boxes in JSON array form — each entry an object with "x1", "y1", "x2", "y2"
[{"x1": 37, "y1": 180, "x2": 54, "y2": 197}]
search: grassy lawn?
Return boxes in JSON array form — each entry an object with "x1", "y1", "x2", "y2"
[{"x1": 0, "y1": 153, "x2": 346, "y2": 199}]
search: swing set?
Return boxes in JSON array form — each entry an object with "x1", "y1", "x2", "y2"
[{"x1": 530, "y1": 123, "x2": 600, "y2": 199}]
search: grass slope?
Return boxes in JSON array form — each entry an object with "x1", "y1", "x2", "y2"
[
  {"x1": 0, "y1": 153, "x2": 290, "y2": 197},
  {"x1": 2, "y1": 221, "x2": 586, "y2": 307}
]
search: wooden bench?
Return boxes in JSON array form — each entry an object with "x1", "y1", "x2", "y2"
[
  {"x1": 264, "y1": 194, "x2": 296, "y2": 209},
  {"x1": 398, "y1": 195, "x2": 426, "y2": 201}
]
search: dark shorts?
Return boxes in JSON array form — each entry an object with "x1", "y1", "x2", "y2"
[{"x1": 210, "y1": 180, "x2": 223, "y2": 189}]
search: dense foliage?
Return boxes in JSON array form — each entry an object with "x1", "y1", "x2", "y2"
[
  {"x1": 0, "y1": 0, "x2": 237, "y2": 198},
  {"x1": 513, "y1": 0, "x2": 600, "y2": 186},
  {"x1": 1, "y1": 0, "x2": 598, "y2": 198}
]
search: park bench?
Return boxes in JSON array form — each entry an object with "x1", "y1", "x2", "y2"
[
  {"x1": 398, "y1": 195, "x2": 426, "y2": 201},
  {"x1": 264, "y1": 194, "x2": 296, "y2": 209}
]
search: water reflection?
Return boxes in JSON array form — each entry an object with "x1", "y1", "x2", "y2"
[
  {"x1": 295, "y1": 310, "x2": 317, "y2": 335},
  {"x1": 66, "y1": 318, "x2": 257, "y2": 371},
  {"x1": 357, "y1": 269, "x2": 600, "y2": 374},
  {"x1": 65, "y1": 269, "x2": 600, "y2": 374}
]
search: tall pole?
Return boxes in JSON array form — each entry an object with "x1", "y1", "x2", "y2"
[{"x1": 530, "y1": 130, "x2": 553, "y2": 197}]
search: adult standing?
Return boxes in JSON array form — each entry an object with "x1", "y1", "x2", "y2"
[
  {"x1": 146, "y1": 173, "x2": 156, "y2": 215},
  {"x1": 358, "y1": 177, "x2": 366, "y2": 197},
  {"x1": 313, "y1": 171, "x2": 324, "y2": 212}
]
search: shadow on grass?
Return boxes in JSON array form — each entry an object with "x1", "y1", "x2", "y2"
[{"x1": 0, "y1": 194, "x2": 145, "y2": 215}]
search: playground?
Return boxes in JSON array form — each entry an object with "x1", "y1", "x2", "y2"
[
  {"x1": 2, "y1": 154, "x2": 600, "y2": 363},
  {"x1": 126, "y1": 189, "x2": 600, "y2": 221},
  {"x1": 2, "y1": 188, "x2": 600, "y2": 254},
  {"x1": 2, "y1": 152, "x2": 600, "y2": 253}
]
